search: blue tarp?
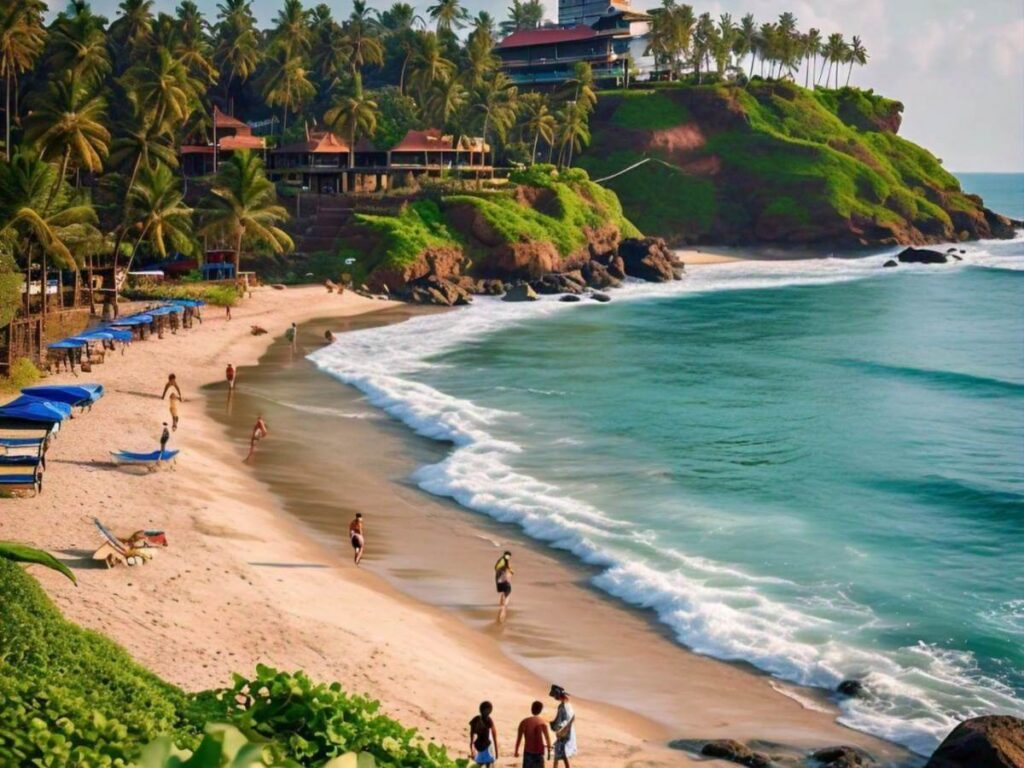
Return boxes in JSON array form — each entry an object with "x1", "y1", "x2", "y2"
[
  {"x1": 99, "y1": 328, "x2": 134, "y2": 342},
  {"x1": 112, "y1": 449, "x2": 179, "y2": 462},
  {"x1": 169, "y1": 299, "x2": 206, "y2": 307},
  {"x1": 0, "y1": 437, "x2": 45, "y2": 448},
  {"x1": 108, "y1": 317, "x2": 147, "y2": 326},
  {"x1": 75, "y1": 331, "x2": 114, "y2": 341},
  {"x1": 0, "y1": 396, "x2": 73, "y2": 423},
  {"x1": 22, "y1": 384, "x2": 104, "y2": 407},
  {"x1": 123, "y1": 313, "x2": 154, "y2": 323},
  {"x1": 47, "y1": 339, "x2": 86, "y2": 349}
]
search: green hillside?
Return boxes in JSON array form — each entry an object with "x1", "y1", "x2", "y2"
[{"x1": 577, "y1": 82, "x2": 1015, "y2": 247}]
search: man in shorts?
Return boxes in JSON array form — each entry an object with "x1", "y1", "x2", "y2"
[
  {"x1": 515, "y1": 700, "x2": 551, "y2": 767},
  {"x1": 495, "y1": 550, "x2": 514, "y2": 621},
  {"x1": 246, "y1": 414, "x2": 268, "y2": 461},
  {"x1": 349, "y1": 513, "x2": 365, "y2": 565}
]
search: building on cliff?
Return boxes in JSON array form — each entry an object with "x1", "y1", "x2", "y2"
[
  {"x1": 180, "y1": 107, "x2": 267, "y2": 176},
  {"x1": 266, "y1": 129, "x2": 490, "y2": 193},
  {"x1": 496, "y1": 6, "x2": 653, "y2": 87}
]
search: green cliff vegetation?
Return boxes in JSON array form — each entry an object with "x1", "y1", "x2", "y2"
[
  {"x1": 0, "y1": 559, "x2": 465, "y2": 767},
  {"x1": 578, "y1": 82, "x2": 1008, "y2": 246}
]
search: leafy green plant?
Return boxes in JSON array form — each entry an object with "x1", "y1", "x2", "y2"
[
  {"x1": 0, "y1": 357, "x2": 42, "y2": 392},
  {"x1": 0, "y1": 541, "x2": 76, "y2": 584},
  {"x1": 122, "y1": 283, "x2": 241, "y2": 307}
]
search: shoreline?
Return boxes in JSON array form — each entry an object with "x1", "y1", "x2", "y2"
[{"x1": 2, "y1": 283, "x2": 915, "y2": 766}]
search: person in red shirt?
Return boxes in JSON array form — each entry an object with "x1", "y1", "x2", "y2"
[
  {"x1": 515, "y1": 701, "x2": 551, "y2": 768},
  {"x1": 225, "y1": 363, "x2": 236, "y2": 390}
]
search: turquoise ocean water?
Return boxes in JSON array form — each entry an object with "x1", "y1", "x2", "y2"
[{"x1": 311, "y1": 175, "x2": 1024, "y2": 755}]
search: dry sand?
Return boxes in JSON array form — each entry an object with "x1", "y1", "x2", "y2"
[{"x1": 0, "y1": 285, "x2": 909, "y2": 767}]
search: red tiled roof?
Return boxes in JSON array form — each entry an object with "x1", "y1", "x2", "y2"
[
  {"x1": 497, "y1": 25, "x2": 596, "y2": 49},
  {"x1": 219, "y1": 134, "x2": 266, "y2": 150},
  {"x1": 180, "y1": 145, "x2": 214, "y2": 155},
  {"x1": 213, "y1": 106, "x2": 250, "y2": 131},
  {"x1": 390, "y1": 129, "x2": 489, "y2": 153},
  {"x1": 275, "y1": 132, "x2": 350, "y2": 154}
]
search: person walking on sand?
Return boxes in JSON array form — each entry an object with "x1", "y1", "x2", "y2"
[
  {"x1": 549, "y1": 686, "x2": 576, "y2": 768},
  {"x1": 226, "y1": 363, "x2": 236, "y2": 390},
  {"x1": 495, "y1": 550, "x2": 514, "y2": 621},
  {"x1": 168, "y1": 390, "x2": 182, "y2": 431},
  {"x1": 515, "y1": 701, "x2": 551, "y2": 768},
  {"x1": 285, "y1": 322, "x2": 297, "y2": 346},
  {"x1": 349, "y1": 513, "x2": 365, "y2": 565},
  {"x1": 161, "y1": 373, "x2": 181, "y2": 400},
  {"x1": 469, "y1": 701, "x2": 499, "y2": 766},
  {"x1": 246, "y1": 414, "x2": 268, "y2": 461},
  {"x1": 159, "y1": 423, "x2": 170, "y2": 455}
]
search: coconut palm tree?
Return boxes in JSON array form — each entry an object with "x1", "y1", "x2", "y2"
[
  {"x1": 735, "y1": 12, "x2": 756, "y2": 79},
  {"x1": 124, "y1": 48, "x2": 201, "y2": 134},
  {"x1": 425, "y1": 74, "x2": 465, "y2": 128},
  {"x1": 45, "y1": 2, "x2": 111, "y2": 87},
  {"x1": 197, "y1": 149, "x2": 292, "y2": 275},
  {"x1": 846, "y1": 35, "x2": 868, "y2": 86},
  {"x1": 556, "y1": 100, "x2": 589, "y2": 168},
  {"x1": 271, "y1": 0, "x2": 312, "y2": 59},
  {"x1": 0, "y1": 3, "x2": 46, "y2": 161},
  {"x1": 123, "y1": 162, "x2": 194, "y2": 275},
  {"x1": 520, "y1": 93, "x2": 555, "y2": 165},
  {"x1": 214, "y1": 0, "x2": 261, "y2": 114},
  {"x1": 173, "y1": 1, "x2": 218, "y2": 87},
  {"x1": 408, "y1": 31, "x2": 454, "y2": 102},
  {"x1": 804, "y1": 28, "x2": 821, "y2": 88},
  {"x1": 822, "y1": 32, "x2": 848, "y2": 89},
  {"x1": 25, "y1": 74, "x2": 109, "y2": 207},
  {"x1": 343, "y1": 1, "x2": 385, "y2": 90},
  {"x1": 261, "y1": 47, "x2": 315, "y2": 133},
  {"x1": 561, "y1": 61, "x2": 596, "y2": 112},
  {"x1": 470, "y1": 70, "x2": 517, "y2": 177},
  {"x1": 324, "y1": 89, "x2": 377, "y2": 173},
  {"x1": 501, "y1": 0, "x2": 544, "y2": 36},
  {"x1": 461, "y1": 28, "x2": 498, "y2": 89},
  {"x1": 427, "y1": 0, "x2": 467, "y2": 35},
  {"x1": 109, "y1": 0, "x2": 155, "y2": 66}
]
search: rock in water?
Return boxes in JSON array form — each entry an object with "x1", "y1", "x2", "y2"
[
  {"x1": 883, "y1": 260, "x2": 898, "y2": 268},
  {"x1": 924, "y1": 716, "x2": 1024, "y2": 768},
  {"x1": 896, "y1": 247, "x2": 948, "y2": 264},
  {"x1": 618, "y1": 237, "x2": 682, "y2": 282},
  {"x1": 813, "y1": 746, "x2": 875, "y2": 767},
  {"x1": 837, "y1": 680, "x2": 865, "y2": 697},
  {"x1": 559, "y1": 294, "x2": 581, "y2": 302},
  {"x1": 700, "y1": 740, "x2": 772, "y2": 768},
  {"x1": 589, "y1": 292, "x2": 612, "y2": 303},
  {"x1": 502, "y1": 283, "x2": 538, "y2": 302}
]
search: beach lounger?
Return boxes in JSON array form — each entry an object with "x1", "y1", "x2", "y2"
[
  {"x1": 0, "y1": 465, "x2": 43, "y2": 496},
  {"x1": 22, "y1": 384, "x2": 104, "y2": 410},
  {"x1": 92, "y1": 519, "x2": 153, "y2": 568},
  {"x1": 0, "y1": 396, "x2": 73, "y2": 424},
  {"x1": 110, "y1": 448, "x2": 179, "y2": 468}
]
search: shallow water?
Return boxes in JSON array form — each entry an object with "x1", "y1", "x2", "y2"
[{"x1": 310, "y1": 230, "x2": 1024, "y2": 755}]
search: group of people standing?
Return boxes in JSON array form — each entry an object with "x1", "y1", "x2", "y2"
[{"x1": 470, "y1": 685, "x2": 577, "y2": 768}]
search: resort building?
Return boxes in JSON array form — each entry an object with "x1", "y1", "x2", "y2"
[
  {"x1": 180, "y1": 107, "x2": 267, "y2": 177},
  {"x1": 267, "y1": 129, "x2": 490, "y2": 193},
  {"x1": 496, "y1": 6, "x2": 653, "y2": 87},
  {"x1": 558, "y1": 0, "x2": 630, "y2": 27}
]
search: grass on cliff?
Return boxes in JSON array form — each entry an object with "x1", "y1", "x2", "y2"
[
  {"x1": 609, "y1": 90, "x2": 691, "y2": 130},
  {"x1": 0, "y1": 559, "x2": 465, "y2": 767},
  {"x1": 352, "y1": 199, "x2": 462, "y2": 270},
  {"x1": 444, "y1": 165, "x2": 640, "y2": 257}
]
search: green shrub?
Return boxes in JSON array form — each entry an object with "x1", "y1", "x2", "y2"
[
  {"x1": 611, "y1": 91, "x2": 691, "y2": 130},
  {"x1": 122, "y1": 283, "x2": 241, "y2": 307},
  {"x1": 352, "y1": 200, "x2": 461, "y2": 270},
  {"x1": 1, "y1": 357, "x2": 41, "y2": 391}
]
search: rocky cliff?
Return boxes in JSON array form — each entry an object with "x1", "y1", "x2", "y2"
[{"x1": 576, "y1": 82, "x2": 1020, "y2": 248}]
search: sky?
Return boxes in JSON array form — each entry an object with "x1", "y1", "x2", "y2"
[{"x1": 53, "y1": 0, "x2": 1024, "y2": 171}]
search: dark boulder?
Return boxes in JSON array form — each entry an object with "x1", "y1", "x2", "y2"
[
  {"x1": 589, "y1": 291, "x2": 612, "y2": 303},
  {"x1": 700, "y1": 740, "x2": 773, "y2": 768},
  {"x1": 607, "y1": 254, "x2": 627, "y2": 280},
  {"x1": 812, "y1": 745, "x2": 875, "y2": 767},
  {"x1": 582, "y1": 260, "x2": 621, "y2": 289},
  {"x1": 837, "y1": 680, "x2": 865, "y2": 697},
  {"x1": 619, "y1": 237, "x2": 682, "y2": 282},
  {"x1": 559, "y1": 294, "x2": 582, "y2": 302},
  {"x1": 882, "y1": 260, "x2": 898, "y2": 268},
  {"x1": 896, "y1": 247, "x2": 947, "y2": 264},
  {"x1": 482, "y1": 279, "x2": 505, "y2": 296},
  {"x1": 924, "y1": 716, "x2": 1024, "y2": 768},
  {"x1": 502, "y1": 283, "x2": 538, "y2": 302},
  {"x1": 950, "y1": 253, "x2": 963, "y2": 261}
]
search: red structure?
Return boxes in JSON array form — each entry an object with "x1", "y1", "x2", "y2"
[{"x1": 180, "y1": 108, "x2": 267, "y2": 176}]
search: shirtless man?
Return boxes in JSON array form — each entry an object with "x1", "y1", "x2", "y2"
[
  {"x1": 161, "y1": 373, "x2": 181, "y2": 400},
  {"x1": 246, "y1": 414, "x2": 268, "y2": 461},
  {"x1": 495, "y1": 551, "x2": 514, "y2": 622},
  {"x1": 349, "y1": 513, "x2": 365, "y2": 565}
]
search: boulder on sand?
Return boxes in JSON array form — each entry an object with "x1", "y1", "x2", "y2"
[
  {"x1": 589, "y1": 291, "x2": 611, "y2": 303},
  {"x1": 813, "y1": 746, "x2": 875, "y2": 767},
  {"x1": 924, "y1": 716, "x2": 1024, "y2": 768},
  {"x1": 618, "y1": 237, "x2": 683, "y2": 282},
  {"x1": 896, "y1": 247, "x2": 947, "y2": 264},
  {"x1": 582, "y1": 259, "x2": 621, "y2": 289},
  {"x1": 882, "y1": 260, "x2": 898, "y2": 268},
  {"x1": 700, "y1": 740, "x2": 772, "y2": 768},
  {"x1": 502, "y1": 283, "x2": 538, "y2": 302},
  {"x1": 559, "y1": 294, "x2": 581, "y2": 302}
]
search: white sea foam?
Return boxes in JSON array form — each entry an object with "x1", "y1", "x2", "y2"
[{"x1": 309, "y1": 251, "x2": 1024, "y2": 756}]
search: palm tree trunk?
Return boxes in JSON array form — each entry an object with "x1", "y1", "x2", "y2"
[
  {"x1": 748, "y1": 50, "x2": 755, "y2": 79},
  {"x1": 44, "y1": 146, "x2": 72, "y2": 215},
  {"x1": 234, "y1": 228, "x2": 244, "y2": 276},
  {"x1": 123, "y1": 222, "x2": 153, "y2": 276},
  {"x1": 5, "y1": 71, "x2": 11, "y2": 162},
  {"x1": 40, "y1": 251, "x2": 47, "y2": 321},
  {"x1": 24, "y1": 243, "x2": 32, "y2": 317},
  {"x1": 532, "y1": 130, "x2": 540, "y2": 165},
  {"x1": 400, "y1": 52, "x2": 410, "y2": 95},
  {"x1": 846, "y1": 61, "x2": 853, "y2": 87},
  {"x1": 283, "y1": 105, "x2": 288, "y2": 134}
]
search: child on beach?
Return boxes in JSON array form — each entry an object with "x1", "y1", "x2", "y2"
[
  {"x1": 226, "y1": 363, "x2": 236, "y2": 390},
  {"x1": 161, "y1": 373, "x2": 181, "y2": 400},
  {"x1": 246, "y1": 415, "x2": 268, "y2": 461},
  {"x1": 168, "y1": 391, "x2": 182, "y2": 431},
  {"x1": 469, "y1": 701, "x2": 499, "y2": 766},
  {"x1": 159, "y1": 423, "x2": 170, "y2": 454},
  {"x1": 515, "y1": 701, "x2": 551, "y2": 768},
  {"x1": 495, "y1": 551, "x2": 514, "y2": 622},
  {"x1": 349, "y1": 513, "x2": 364, "y2": 565},
  {"x1": 549, "y1": 686, "x2": 577, "y2": 768}
]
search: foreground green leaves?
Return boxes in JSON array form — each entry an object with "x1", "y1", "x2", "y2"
[{"x1": 0, "y1": 541, "x2": 77, "y2": 584}]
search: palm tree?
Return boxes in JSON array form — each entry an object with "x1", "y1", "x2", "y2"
[
  {"x1": 0, "y1": 3, "x2": 46, "y2": 161},
  {"x1": 425, "y1": 74, "x2": 465, "y2": 128},
  {"x1": 343, "y1": 1, "x2": 385, "y2": 90},
  {"x1": 45, "y1": 2, "x2": 111, "y2": 87},
  {"x1": 427, "y1": 0, "x2": 467, "y2": 35},
  {"x1": 562, "y1": 61, "x2": 596, "y2": 112},
  {"x1": 714, "y1": 13, "x2": 735, "y2": 75},
  {"x1": 109, "y1": 0, "x2": 155, "y2": 64},
  {"x1": 408, "y1": 32, "x2": 454, "y2": 102},
  {"x1": 471, "y1": 70, "x2": 517, "y2": 178},
  {"x1": 261, "y1": 48, "x2": 315, "y2": 133},
  {"x1": 25, "y1": 74, "x2": 109, "y2": 207},
  {"x1": 324, "y1": 90, "x2": 377, "y2": 175},
  {"x1": 376, "y1": 5, "x2": 425, "y2": 95},
  {"x1": 197, "y1": 150, "x2": 292, "y2": 275},
  {"x1": 520, "y1": 94, "x2": 555, "y2": 164},
  {"x1": 124, "y1": 48, "x2": 201, "y2": 134},
  {"x1": 123, "y1": 162, "x2": 194, "y2": 274},
  {"x1": 173, "y1": 1, "x2": 218, "y2": 87},
  {"x1": 735, "y1": 12, "x2": 756, "y2": 79},
  {"x1": 214, "y1": 0, "x2": 261, "y2": 114},
  {"x1": 804, "y1": 28, "x2": 821, "y2": 88},
  {"x1": 556, "y1": 100, "x2": 589, "y2": 168},
  {"x1": 501, "y1": 0, "x2": 543, "y2": 36},
  {"x1": 462, "y1": 28, "x2": 498, "y2": 89},
  {"x1": 271, "y1": 0, "x2": 312, "y2": 58},
  {"x1": 822, "y1": 33, "x2": 848, "y2": 89},
  {"x1": 846, "y1": 35, "x2": 868, "y2": 86}
]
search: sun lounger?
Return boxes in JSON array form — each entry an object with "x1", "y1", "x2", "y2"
[
  {"x1": 0, "y1": 396, "x2": 73, "y2": 424},
  {"x1": 22, "y1": 384, "x2": 104, "y2": 410},
  {"x1": 92, "y1": 519, "x2": 154, "y2": 568},
  {"x1": 0, "y1": 465, "x2": 42, "y2": 496},
  {"x1": 110, "y1": 448, "x2": 179, "y2": 468}
]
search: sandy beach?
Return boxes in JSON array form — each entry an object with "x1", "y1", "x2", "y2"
[{"x1": 0, "y1": 285, "x2": 913, "y2": 767}]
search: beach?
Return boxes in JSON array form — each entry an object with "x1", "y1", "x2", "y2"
[{"x1": 1, "y1": 283, "x2": 915, "y2": 767}]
